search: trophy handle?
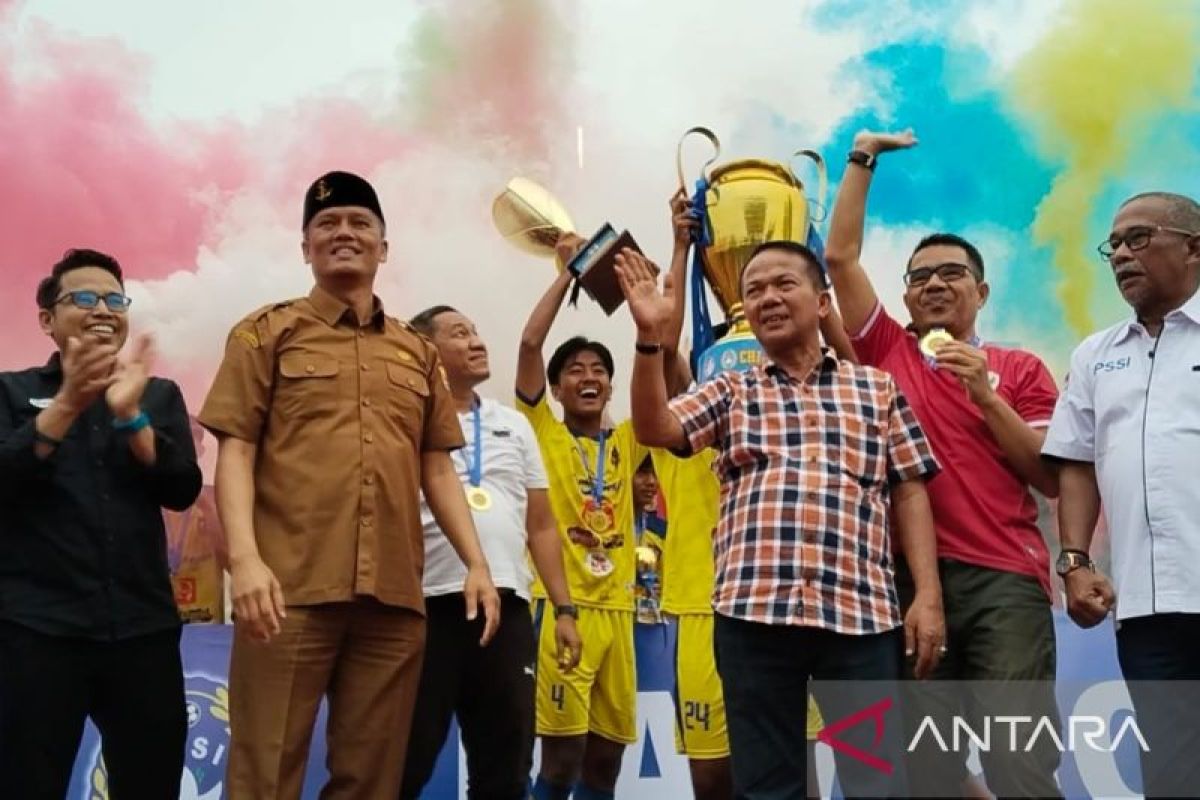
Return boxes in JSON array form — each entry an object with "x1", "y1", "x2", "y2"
[
  {"x1": 789, "y1": 149, "x2": 828, "y2": 222},
  {"x1": 676, "y1": 127, "x2": 721, "y2": 193}
]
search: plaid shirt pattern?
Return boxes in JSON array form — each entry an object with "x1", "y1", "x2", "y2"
[{"x1": 668, "y1": 352, "x2": 939, "y2": 634}]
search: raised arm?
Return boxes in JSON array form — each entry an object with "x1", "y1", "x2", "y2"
[
  {"x1": 823, "y1": 130, "x2": 918, "y2": 334},
  {"x1": 613, "y1": 249, "x2": 688, "y2": 450},
  {"x1": 515, "y1": 234, "x2": 586, "y2": 402},
  {"x1": 663, "y1": 191, "x2": 699, "y2": 396}
]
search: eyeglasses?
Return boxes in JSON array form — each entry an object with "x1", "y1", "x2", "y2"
[
  {"x1": 903, "y1": 262, "x2": 978, "y2": 288},
  {"x1": 53, "y1": 291, "x2": 133, "y2": 312},
  {"x1": 1097, "y1": 225, "x2": 1196, "y2": 261}
]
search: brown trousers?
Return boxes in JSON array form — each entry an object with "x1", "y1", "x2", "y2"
[{"x1": 225, "y1": 599, "x2": 426, "y2": 799}]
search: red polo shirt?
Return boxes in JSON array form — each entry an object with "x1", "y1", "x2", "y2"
[{"x1": 852, "y1": 304, "x2": 1059, "y2": 596}]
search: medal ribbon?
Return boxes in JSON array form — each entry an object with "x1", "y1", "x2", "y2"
[
  {"x1": 465, "y1": 403, "x2": 483, "y2": 488},
  {"x1": 574, "y1": 430, "x2": 608, "y2": 505}
]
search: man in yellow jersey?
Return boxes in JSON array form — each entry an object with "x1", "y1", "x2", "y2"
[
  {"x1": 518, "y1": 235, "x2": 648, "y2": 800},
  {"x1": 655, "y1": 194, "x2": 831, "y2": 800}
]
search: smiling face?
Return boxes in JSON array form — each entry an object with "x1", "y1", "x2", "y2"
[
  {"x1": 301, "y1": 205, "x2": 388, "y2": 285},
  {"x1": 901, "y1": 243, "x2": 989, "y2": 337},
  {"x1": 551, "y1": 349, "x2": 612, "y2": 421},
  {"x1": 740, "y1": 250, "x2": 830, "y2": 355},
  {"x1": 426, "y1": 310, "x2": 490, "y2": 389},
  {"x1": 1107, "y1": 195, "x2": 1200, "y2": 317},
  {"x1": 38, "y1": 265, "x2": 129, "y2": 351}
]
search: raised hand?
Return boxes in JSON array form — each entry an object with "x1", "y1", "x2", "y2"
[
  {"x1": 852, "y1": 128, "x2": 919, "y2": 155},
  {"x1": 57, "y1": 335, "x2": 118, "y2": 412},
  {"x1": 106, "y1": 333, "x2": 155, "y2": 420},
  {"x1": 670, "y1": 189, "x2": 699, "y2": 250},
  {"x1": 614, "y1": 248, "x2": 672, "y2": 339}
]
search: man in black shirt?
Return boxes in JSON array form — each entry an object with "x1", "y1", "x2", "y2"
[{"x1": 0, "y1": 248, "x2": 202, "y2": 799}]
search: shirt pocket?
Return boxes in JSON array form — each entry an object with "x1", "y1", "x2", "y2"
[
  {"x1": 276, "y1": 353, "x2": 341, "y2": 420},
  {"x1": 839, "y1": 415, "x2": 885, "y2": 487},
  {"x1": 386, "y1": 362, "x2": 430, "y2": 439}
]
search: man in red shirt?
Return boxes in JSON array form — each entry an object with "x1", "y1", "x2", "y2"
[{"x1": 824, "y1": 130, "x2": 1063, "y2": 798}]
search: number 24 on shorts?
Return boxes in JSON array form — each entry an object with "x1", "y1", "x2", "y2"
[{"x1": 685, "y1": 701, "x2": 711, "y2": 731}]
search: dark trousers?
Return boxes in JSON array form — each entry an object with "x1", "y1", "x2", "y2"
[
  {"x1": 713, "y1": 613, "x2": 907, "y2": 800},
  {"x1": 1116, "y1": 613, "x2": 1200, "y2": 799},
  {"x1": 400, "y1": 590, "x2": 536, "y2": 800},
  {"x1": 0, "y1": 621, "x2": 186, "y2": 800},
  {"x1": 896, "y1": 558, "x2": 1061, "y2": 798}
]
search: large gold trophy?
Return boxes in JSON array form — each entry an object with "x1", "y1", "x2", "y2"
[
  {"x1": 676, "y1": 127, "x2": 827, "y2": 381},
  {"x1": 492, "y1": 177, "x2": 641, "y2": 315}
]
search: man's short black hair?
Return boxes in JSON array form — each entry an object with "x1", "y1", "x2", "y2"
[
  {"x1": 908, "y1": 233, "x2": 985, "y2": 280},
  {"x1": 36, "y1": 248, "x2": 125, "y2": 310},
  {"x1": 409, "y1": 304, "x2": 459, "y2": 337},
  {"x1": 742, "y1": 240, "x2": 828, "y2": 290},
  {"x1": 547, "y1": 336, "x2": 615, "y2": 386}
]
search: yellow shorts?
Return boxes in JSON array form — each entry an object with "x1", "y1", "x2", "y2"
[
  {"x1": 534, "y1": 602, "x2": 637, "y2": 744},
  {"x1": 673, "y1": 613, "x2": 730, "y2": 758},
  {"x1": 674, "y1": 614, "x2": 825, "y2": 756}
]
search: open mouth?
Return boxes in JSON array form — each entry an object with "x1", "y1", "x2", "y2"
[
  {"x1": 1114, "y1": 268, "x2": 1144, "y2": 288},
  {"x1": 760, "y1": 312, "x2": 788, "y2": 326},
  {"x1": 84, "y1": 323, "x2": 117, "y2": 337},
  {"x1": 578, "y1": 386, "x2": 601, "y2": 400},
  {"x1": 332, "y1": 245, "x2": 360, "y2": 257}
]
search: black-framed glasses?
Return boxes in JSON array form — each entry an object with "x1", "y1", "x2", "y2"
[
  {"x1": 54, "y1": 290, "x2": 132, "y2": 312},
  {"x1": 1097, "y1": 225, "x2": 1196, "y2": 261},
  {"x1": 903, "y1": 262, "x2": 977, "y2": 288}
]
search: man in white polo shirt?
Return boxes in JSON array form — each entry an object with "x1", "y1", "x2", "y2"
[
  {"x1": 400, "y1": 305, "x2": 582, "y2": 800},
  {"x1": 1043, "y1": 191, "x2": 1200, "y2": 799}
]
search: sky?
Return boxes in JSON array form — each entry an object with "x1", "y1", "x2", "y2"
[{"x1": 3, "y1": 0, "x2": 1198, "y2": 417}]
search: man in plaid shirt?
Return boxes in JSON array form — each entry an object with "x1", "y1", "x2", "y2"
[{"x1": 615, "y1": 240, "x2": 945, "y2": 799}]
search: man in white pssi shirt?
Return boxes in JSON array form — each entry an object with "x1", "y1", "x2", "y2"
[
  {"x1": 1043, "y1": 191, "x2": 1200, "y2": 799},
  {"x1": 399, "y1": 305, "x2": 582, "y2": 800}
]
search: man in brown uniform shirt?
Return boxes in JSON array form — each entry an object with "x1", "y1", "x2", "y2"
[{"x1": 200, "y1": 171, "x2": 500, "y2": 799}]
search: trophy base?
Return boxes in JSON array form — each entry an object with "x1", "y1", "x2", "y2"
[
  {"x1": 695, "y1": 327, "x2": 762, "y2": 383},
  {"x1": 567, "y1": 223, "x2": 643, "y2": 316}
]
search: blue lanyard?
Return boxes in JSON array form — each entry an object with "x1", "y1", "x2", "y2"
[
  {"x1": 575, "y1": 431, "x2": 608, "y2": 504},
  {"x1": 463, "y1": 403, "x2": 483, "y2": 488}
]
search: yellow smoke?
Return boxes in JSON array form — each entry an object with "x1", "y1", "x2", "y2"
[{"x1": 1010, "y1": 0, "x2": 1199, "y2": 335}]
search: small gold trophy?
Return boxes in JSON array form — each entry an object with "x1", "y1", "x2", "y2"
[{"x1": 492, "y1": 177, "x2": 643, "y2": 315}]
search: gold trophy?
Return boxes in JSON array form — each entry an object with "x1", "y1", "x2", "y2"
[
  {"x1": 676, "y1": 127, "x2": 827, "y2": 381},
  {"x1": 492, "y1": 177, "x2": 642, "y2": 315}
]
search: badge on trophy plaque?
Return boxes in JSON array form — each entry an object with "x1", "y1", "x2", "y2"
[
  {"x1": 492, "y1": 177, "x2": 644, "y2": 316},
  {"x1": 676, "y1": 127, "x2": 828, "y2": 382}
]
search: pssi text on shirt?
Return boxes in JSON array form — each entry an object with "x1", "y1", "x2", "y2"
[{"x1": 1093, "y1": 356, "x2": 1131, "y2": 374}]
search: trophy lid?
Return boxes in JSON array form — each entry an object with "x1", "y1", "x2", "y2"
[{"x1": 492, "y1": 177, "x2": 577, "y2": 258}]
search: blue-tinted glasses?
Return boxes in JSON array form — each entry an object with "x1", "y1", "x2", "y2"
[{"x1": 54, "y1": 291, "x2": 132, "y2": 312}]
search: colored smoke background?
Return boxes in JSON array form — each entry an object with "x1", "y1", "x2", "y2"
[{"x1": 3, "y1": 0, "x2": 1199, "y2": 436}]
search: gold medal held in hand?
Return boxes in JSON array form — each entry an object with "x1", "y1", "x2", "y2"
[
  {"x1": 466, "y1": 486, "x2": 492, "y2": 511},
  {"x1": 919, "y1": 327, "x2": 954, "y2": 358}
]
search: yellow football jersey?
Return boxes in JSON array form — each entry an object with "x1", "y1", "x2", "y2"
[
  {"x1": 518, "y1": 393, "x2": 646, "y2": 610},
  {"x1": 651, "y1": 449, "x2": 719, "y2": 615}
]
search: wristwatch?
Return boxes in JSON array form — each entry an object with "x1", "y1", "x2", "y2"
[
  {"x1": 1055, "y1": 549, "x2": 1094, "y2": 577},
  {"x1": 847, "y1": 149, "x2": 877, "y2": 171},
  {"x1": 555, "y1": 604, "x2": 579, "y2": 619}
]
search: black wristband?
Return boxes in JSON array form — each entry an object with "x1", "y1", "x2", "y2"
[
  {"x1": 847, "y1": 149, "x2": 877, "y2": 171},
  {"x1": 555, "y1": 604, "x2": 579, "y2": 619},
  {"x1": 34, "y1": 429, "x2": 62, "y2": 448},
  {"x1": 635, "y1": 342, "x2": 662, "y2": 355}
]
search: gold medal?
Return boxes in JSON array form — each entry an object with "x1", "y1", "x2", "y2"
[
  {"x1": 466, "y1": 486, "x2": 492, "y2": 511},
  {"x1": 583, "y1": 499, "x2": 614, "y2": 534},
  {"x1": 919, "y1": 327, "x2": 954, "y2": 358},
  {"x1": 636, "y1": 544, "x2": 660, "y2": 571}
]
